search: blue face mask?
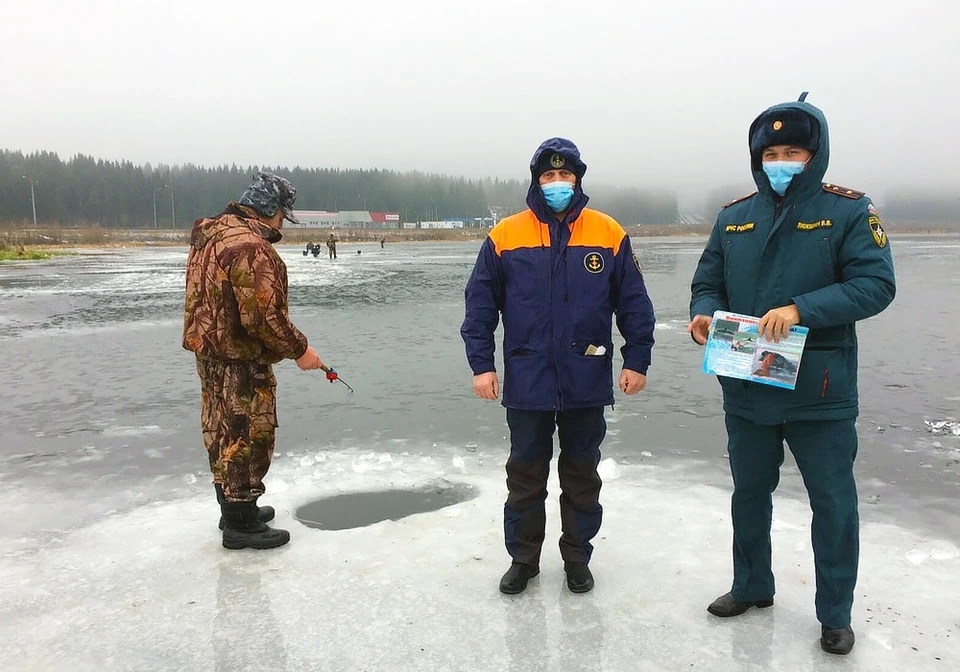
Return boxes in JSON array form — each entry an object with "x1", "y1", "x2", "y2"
[
  {"x1": 762, "y1": 161, "x2": 806, "y2": 196},
  {"x1": 540, "y1": 181, "x2": 575, "y2": 212}
]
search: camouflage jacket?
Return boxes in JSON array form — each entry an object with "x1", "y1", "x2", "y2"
[{"x1": 182, "y1": 202, "x2": 309, "y2": 365}]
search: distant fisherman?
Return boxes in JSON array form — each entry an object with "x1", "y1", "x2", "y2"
[
  {"x1": 461, "y1": 137, "x2": 656, "y2": 595},
  {"x1": 182, "y1": 171, "x2": 324, "y2": 550}
]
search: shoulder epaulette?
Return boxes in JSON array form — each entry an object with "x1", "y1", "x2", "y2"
[
  {"x1": 822, "y1": 183, "x2": 865, "y2": 200},
  {"x1": 721, "y1": 191, "x2": 757, "y2": 209}
]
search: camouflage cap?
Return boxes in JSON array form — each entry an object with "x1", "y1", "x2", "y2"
[{"x1": 238, "y1": 171, "x2": 301, "y2": 225}]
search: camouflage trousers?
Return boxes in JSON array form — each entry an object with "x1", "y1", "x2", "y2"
[{"x1": 196, "y1": 356, "x2": 278, "y2": 502}]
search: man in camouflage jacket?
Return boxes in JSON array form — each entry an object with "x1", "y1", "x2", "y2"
[{"x1": 183, "y1": 171, "x2": 323, "y2": 550}]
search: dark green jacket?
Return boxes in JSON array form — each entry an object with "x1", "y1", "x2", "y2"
[{"x1": 690, "y1": 100, "x2": 896, "y2": 424}]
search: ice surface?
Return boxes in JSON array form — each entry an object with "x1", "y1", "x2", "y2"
[
  {"x1": 924, "y1": 420, "x2": 960, "y2": 436},
  {"x1": 905, "y1": 543, "x2": 960, "y2": 565},
  {"x1": 2, "y1": 450, "x2": 958, "y2": 671},
  {"x1": 597, "y1": 458, "x2": 621, "y2": 481},
  {"x1": 101, "y1": 424, "x2": 163, "y2": 437}
]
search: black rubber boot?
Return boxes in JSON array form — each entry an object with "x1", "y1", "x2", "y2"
[
  {"x1": 707, "y1": 592, "x2": 774, "y2": 617},
  {"x1": 564, "y1": 561, "x2": 595, "y2": 593},
  {"x1": 216, "y1": 484, "x2": 275, "y2": 530},
  {"x1": 821, "y1": 626, "x2": 855, "y2": 655},
  {"x1": 499, "y1": 563, "x2": 539, "y2": 595},
  {"x1": 220, "y1": 499, "x2": 290, "y2": 550}
]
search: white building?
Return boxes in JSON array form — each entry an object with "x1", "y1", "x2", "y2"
[{"x1": 288, "y1": 210, "x2": 337, "y2": 228}]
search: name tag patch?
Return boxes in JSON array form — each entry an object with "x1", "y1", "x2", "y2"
[
  {"x1": 725, "y1": 222, "x2": 755, "y2": 234},
  {"x1": 797, "y1": 219, "x2": 833, "y2": 231}
]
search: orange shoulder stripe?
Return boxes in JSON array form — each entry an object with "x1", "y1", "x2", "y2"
[
  {"x1": 489, "y1": 210, "x2": 551, "y2": 255},
  {"x1": 567, "y1": 209, "x2": 627, "y2": 254},
  {"x1": 489, "y1": 208, "x2": 626, "y2": 256}
]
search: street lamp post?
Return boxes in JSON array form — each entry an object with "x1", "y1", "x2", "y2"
[
  {"x1": 153, "y1": 185, "x2": 167, "y2": 229},
  {"x1": 21, "y1": 175, "x2": 38, "y2": 228}
]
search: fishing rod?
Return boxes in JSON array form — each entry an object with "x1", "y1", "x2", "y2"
[{"x1": 320, "y1": 364, "x2": 354, "y2": 394}]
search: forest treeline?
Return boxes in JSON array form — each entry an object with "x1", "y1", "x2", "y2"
[{"x1": 1, "y1": 150, "x2": 678, "y2": 228}]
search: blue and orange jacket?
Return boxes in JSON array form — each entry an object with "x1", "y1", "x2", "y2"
[{"x1": 461, "y1": 138, "x2": 656, "y2": 411}]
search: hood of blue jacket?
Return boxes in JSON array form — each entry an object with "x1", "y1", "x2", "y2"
[{"x1": 525, "y1": 137, "x2": 590, "y2": 224}]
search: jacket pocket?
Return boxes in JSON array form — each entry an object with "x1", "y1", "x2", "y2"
[
  {"x1": 722, "y1": 239, "x2": 734, "y2": 287},
  {"x1": 794, "y1": 346, "x2": 854, "y2": 405},
  {"x1": 564, "y1": 339, "x2": 614, "y2": 404},
  {"x1": 817, "y1": 236, "x2": 838, "y2": 283},
  {"x1": 503, "y1": 350, "x2": 552, "y2": 407}
]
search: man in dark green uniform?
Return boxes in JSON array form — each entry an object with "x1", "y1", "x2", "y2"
[{"x1": 688, "y1": 93, "x2": 896, "y2": 656}]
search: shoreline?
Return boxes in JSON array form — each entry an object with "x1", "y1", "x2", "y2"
[
  {"x1": 2, "y1": 224, "x2": 713, "y2": 250},
  {"x1": 1, "y1": 224, "x2": 957, "y2": 255}
]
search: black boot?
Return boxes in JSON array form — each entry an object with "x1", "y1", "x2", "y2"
[
  {"x1": 220, "y1": 499, "x2": 290, "y2": 550},
  {"x1": 821, "y1": 626, "x2": 855, "y2": 655},
  {"x1": 564, "y1": 561, "x2": 595, "y2": 593},
  {"x1": 499, "y1": 563, "x2": 539, "y2": 595},
  {"x1": 707, "y1": 592, "x2": 774, "y2": 617},
  {"x1": 216, "y1": 484, "x2": 275, "y2": 530}
]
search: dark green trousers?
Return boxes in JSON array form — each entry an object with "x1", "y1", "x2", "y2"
[{"x1": 725, "y1": 413, "x2": 859, "y2": 629}]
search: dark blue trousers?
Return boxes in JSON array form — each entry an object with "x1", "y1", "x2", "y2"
[
  {"x1": 725, "y1": 413, "x2": 860, "y2": 628},
  {"x1": 504, "y1": 407, "x2": 606, "y2": 567}
]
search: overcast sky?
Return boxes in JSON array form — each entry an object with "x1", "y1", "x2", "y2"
[{"x1": 2, "y1": 0, "x2": 957, "y2": 209}]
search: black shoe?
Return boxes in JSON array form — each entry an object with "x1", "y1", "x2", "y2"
[
  {"x1": 821, "y1": 626, "x2": 855, "y2": 655},
  {"x1": 220, "y1": 500, "x2": 290, "y2": 550},
  {"x1": 218, "y1": 506, "x2": 275, "y2": 530},
  {"x1": 707, "y1": 592, "x2": 774, "y2": 617},
  {"x1": 564, "y1": 561, "x2": 595, "y2": 593},
  {"x1": 499, "y1": 563, "x2": 539, "y2": 595},
  {"x1": 216, "y1": 484, "x2": 275, "y2": 530}
]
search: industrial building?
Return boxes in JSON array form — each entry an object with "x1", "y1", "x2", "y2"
[
  {"x1": 290, "y1": 210, "x2": 494, "y2": 230},
  {"x1": 289, "y1": 210, "x2": 401, "y2": 229}
]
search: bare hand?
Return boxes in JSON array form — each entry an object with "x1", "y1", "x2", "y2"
[
  {"x1": 619, "y1": 369, "x2": 647, "y2": 395},
  {"x1": 296, "y1": 346, "x2": 323, "y2": 371},
  {"x1": 687, "y1": 315, "x2": 712, "y2": 345},
  {"x1": 473, "y1": 372, "x2": 500, "y2": 401},
  {"x1": 758, "y1": 305, "x2": 801, "y2": 343}
]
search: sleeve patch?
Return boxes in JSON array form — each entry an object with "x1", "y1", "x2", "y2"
[{"x1": 868, "y1": 214, "x2": 887, "y2": 248}]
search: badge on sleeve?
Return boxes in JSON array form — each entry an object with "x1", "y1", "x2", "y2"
[
  {"x1": 867, "y1": 204, "x2": 887, "y2": 248},
  {"x1": 632, "y1": 253, "x2": 643, "y2": 275}
]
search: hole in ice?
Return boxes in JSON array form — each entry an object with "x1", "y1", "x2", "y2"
[{"x1": 295, "y1": 482, "x2": 477, "y2": 531}]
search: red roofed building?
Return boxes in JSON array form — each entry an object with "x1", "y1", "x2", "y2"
[{"x1": 370, "y1": 212, "x2": 401, "y2": 229}]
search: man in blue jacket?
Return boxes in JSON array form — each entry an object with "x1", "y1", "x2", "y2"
[
  {"x1": 688, "y1": 94, "x2": 895, "y2": 655},
  {"x1": 461, "y1": 138, "x2": 656, "y2": 595}
]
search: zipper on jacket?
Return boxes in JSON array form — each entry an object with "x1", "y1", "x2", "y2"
[{"x1": 821, "y1": 367, "x2": 829, "y2": 398}]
